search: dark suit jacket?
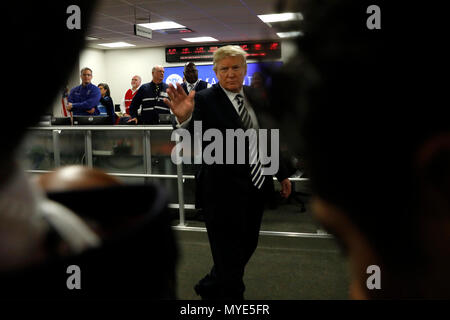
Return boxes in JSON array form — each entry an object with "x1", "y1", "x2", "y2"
[
  {"x1": 181, "y1": 80, "x2": 209, "y2": 95},
  {"x1": 186, "y1": 84, "x2": 290, "y2": 206}
]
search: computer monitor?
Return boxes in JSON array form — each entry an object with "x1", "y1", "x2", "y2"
[
  {"x1": 51, "y1": 117, "x2": 71, "y2": 125},
  {"x1": 158, "y1": 114, "x2": 173, "y2": 124},
  {"x1": 37, "y1": 115, "x2": 52, "y2": 126},
  {"x1": 73, "y1": 115, "x2": 110, "y2": 125}
]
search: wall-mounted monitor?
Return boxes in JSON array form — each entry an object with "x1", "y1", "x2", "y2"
[
  {"x1": 163, "y1": 62, "x2": 283, "y2": 87},
  {"x1": 165, "y1": 41, "x2": 281, "y2": 63}
]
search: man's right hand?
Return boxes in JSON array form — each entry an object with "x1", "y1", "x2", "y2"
[
  {"x1": 127, "y1": 117, "x2": 138, "y2": 124},
  {"x1": 164, "y1": 83, "x2": 195, "y2": 124}
]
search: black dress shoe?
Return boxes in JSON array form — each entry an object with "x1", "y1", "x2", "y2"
[
  {"x1": 194, "y1": 283, "x2": 215, "y2": 300},
  {"x1": 194, "y1": 280, "x2": 222, "y2": 300},
  {"x1": 194, "y1": 284, "x2": 203, "y2": 296}
]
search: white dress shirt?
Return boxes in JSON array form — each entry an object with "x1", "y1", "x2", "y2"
[{"x1": 176, "y1": 85, "x2": 259, "y2": 129}]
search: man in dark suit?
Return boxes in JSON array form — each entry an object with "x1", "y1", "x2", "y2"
[
  {"x1": 181, "y1": 62, "x2": 211, "y2": 94},
  {"x1": 165, "y1": 45, "x2": 291, "y2": 300}
]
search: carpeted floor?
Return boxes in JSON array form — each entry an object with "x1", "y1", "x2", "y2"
[{"x1": 173, "y1": 198, "x2": 350, "y2": 300}]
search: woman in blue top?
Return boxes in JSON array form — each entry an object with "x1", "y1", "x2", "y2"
[{"x1": 98, "y1": 83, "x2": 116, "y2": 125}]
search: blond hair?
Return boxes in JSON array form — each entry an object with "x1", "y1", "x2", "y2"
[{"x1": 213, "y1": 45, "x2": 247, "y2": 72}]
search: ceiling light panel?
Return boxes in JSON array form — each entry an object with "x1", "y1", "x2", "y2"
[
  {"x1": 98, "y1": 42, "x2": 136, "y2": 48},
  {"x1": 181, "y1": 37, "x2": 218, "y2": 43},
  {"x1": 137, "y1": 21, "x2": 186, "y2": 30},
  {"x1": 257, "y1": 12, "x2": 303, "y2": 23},
  {"x1": 276, "y1": 31, "x2": 303, "y2": 38}
]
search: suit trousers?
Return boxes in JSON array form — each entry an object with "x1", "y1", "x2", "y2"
[{"x1": 198, "y1": 181, "x2": 265, "y2": 300}]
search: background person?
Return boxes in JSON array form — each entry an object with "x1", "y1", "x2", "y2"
[
  {"x1": 119, "y1": 75, "x2": 141, "y2": 124},
  {"x1": 128, "y1": 65, "x2": 169, "y2": 124},
  {"x1": 97, "y1": 83, "x2": 116, "y2": 124},
  {"x1": 181, "y1": 62, "x2": 211, "y2": 94},
  {"x1": 250, "y1": 71, "x2": 267, "y2": 97},
  {"x1": 120, "y1": 75, "x2": 142, "y2": 115},
  {"x1": 67, "y1": 67, "x2": 101, "y2": 116}
]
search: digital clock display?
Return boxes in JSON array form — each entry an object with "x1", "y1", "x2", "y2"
[{"x1": 165, "y1": 41, "x2": 281, "y2": 63}]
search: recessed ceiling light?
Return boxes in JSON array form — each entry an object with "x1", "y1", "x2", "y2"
[
  {"x1": 277, "y1": 31, "x2": 303, "y2": 38},
  {"x1": 181, "y1": 37, "x2": 218, "y2": 43},
  {"x1": 98, "y1": 42, "x2": 135, "y2": 48},
  {"x1": 258, "y1": 12, "x2": 303, "y2": 23},
  {"x1": 138, "y1": 21, "x2": 185, "y2": 30}
]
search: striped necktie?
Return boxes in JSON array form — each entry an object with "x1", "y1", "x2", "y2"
[{"x1": 235, "y1": 94, "x2": 265, "y2": 189}]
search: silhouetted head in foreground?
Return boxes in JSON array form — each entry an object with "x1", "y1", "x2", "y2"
[
  {"x1": 1, "y1": 1, "x2": 95, "y2": 175},
  {"x1": 0, "y1": 0, "x2": 96, "y2": 270},
  {"x1": 271, "y1": 0, "x2": 449, "y2": 298},
  {"x1": 0, "y1": 2, "x2": 177, "y2": 299}
]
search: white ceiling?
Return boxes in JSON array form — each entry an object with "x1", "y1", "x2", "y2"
[{"x1": 86, "y1": 0, "x2": 281, "y2": 49}]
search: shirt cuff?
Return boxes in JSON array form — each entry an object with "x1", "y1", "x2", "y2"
[{"x1": 175, "y1": 114, "x2": 192, "y2": 129}]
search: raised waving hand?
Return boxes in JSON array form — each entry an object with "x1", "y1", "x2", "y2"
[{"x1": 164, "y1": 83, "x2": 195, "y2": 124}]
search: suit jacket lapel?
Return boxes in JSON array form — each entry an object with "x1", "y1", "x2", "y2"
[
  {"x1": 212, "y1": 84, "x2": 243, "y2": 129},
  {"x1": 243, "y1": 86, "x2": 263, "y2": 127}
]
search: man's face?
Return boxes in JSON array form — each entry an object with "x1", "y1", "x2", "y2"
[
  {"x1": 131, "y1": 76, "x2": 141, "y2": 89},
  {"x1": 152, "y1": 67, "x2": 164, "y2": 84},
  {"x1": 215, "y1": 56, "x2": 247, "y2": 93},
  {"x1": 251, "y1": 73, "x2": 264, "y2": 89},
  {"x1": 81, "y1": 70, "x2": 92, "y2": 85},
  {"x1": 184, "y1": 63, "x2": 198, "y2": 84}
]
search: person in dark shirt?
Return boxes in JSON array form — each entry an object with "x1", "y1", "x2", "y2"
[
  {"x1": 98, "y1": 83, "x2": 116, "y2": 125},
  {"x1": 128, "y1": 65, "x2": 170, "y2": 124},
  {"x1": 181, "y1": 62, "x2": 211, "y2": 94}
]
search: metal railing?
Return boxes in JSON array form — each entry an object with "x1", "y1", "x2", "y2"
[{"x1": 26, "y1": 125, "x2": 327, "y2": 238}]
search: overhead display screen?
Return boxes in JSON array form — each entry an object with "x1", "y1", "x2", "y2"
[
  {"x1": 163, "y1": 62, "x2": 283, "y2": 87},
  {"x1": 165, "y1": 41, "x2": 281, "y2": 63}
]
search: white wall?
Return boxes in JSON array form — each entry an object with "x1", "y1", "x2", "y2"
[
  {"x1": 79, "y1": 48, "x2": 107, "y2": 87},
  {"x1": 51, "y1": 61, "x2": 80, "y2": 116},
  {"x1": 75, "y1": 40, "x2": 297, "y2": 108},
  {"x1": 103, "y1": 47, "x2": 167, "y2": 105}
]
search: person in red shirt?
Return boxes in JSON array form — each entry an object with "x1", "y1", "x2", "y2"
[{"x1": 119, "y1": 75, "x2": 141, "y2": 124}]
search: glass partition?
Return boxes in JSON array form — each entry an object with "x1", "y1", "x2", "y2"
[
  {"x1": 22, "y1": 125, "x2": 324, "y2": 237},
  {"x1": 91, "y1": 130, "x2": 145, "y2": 173}
]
